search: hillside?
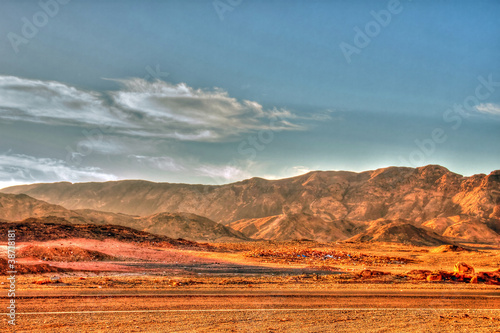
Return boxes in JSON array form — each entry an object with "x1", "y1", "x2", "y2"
[
  {"x1": 0, "y1": 193, "x2": 82, "y2": 222},
  {"x1": 139, "y1": 212, "x2": 248, "y2": 242},
  {"x1": 346, "y1": 222, "x2": 453, "y2": 246},
  {"x1": 229, "y1": 213, "x2": 354, "y2": 242},
  {"x1": 442, "y1": 221, "x2": 500, "y2": 244}
]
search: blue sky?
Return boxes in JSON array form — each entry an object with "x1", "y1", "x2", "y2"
[{"x1": 0, "y1": 0, "x2": 499, "y2": 188}]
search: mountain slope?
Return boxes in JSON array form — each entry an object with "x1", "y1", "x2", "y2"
[
  {"x1": 229, "y1": 213, "x2": 354, "y2": 242},
  {"x1": 0, "y1": 193, "x2": 84, "y2": 222},
  {"x1": 139, "y1": 212, "x2": 248, "y2": 242},
  {"x1": 442, "y1": 221, "x2": 500, "y2": 244}
]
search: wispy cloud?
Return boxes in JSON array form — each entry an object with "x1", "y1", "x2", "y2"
[
  {"x1": 0, "y1": 153, "x2": 117, "y2": 187},
  {"x1": 195, "y1": 164, "x2": 251, "y2": 182},
  {"x1": 0, "y1": 75, "x2": 309, "y2": 142},
  {"x1": 128, "y1": 155, "x2": 186, "y2": 172},
  {"x1": 128, "y1": 153, "x2": 252, "y2": 183},
  {"x1": 262, "y1": 165, "x2": 313, "y2": 180},
  {"x1": 475, "y1": 103, "x2": 500, "y2": 116},
  {"x1": 0, "y1": 76, "x2": 126, "y2": 128}
]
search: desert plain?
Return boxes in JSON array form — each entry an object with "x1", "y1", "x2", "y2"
[{"x1": 1, "y1": 236, "x2": 500, "y2": 332}]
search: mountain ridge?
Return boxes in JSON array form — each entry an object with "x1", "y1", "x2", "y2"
[{"x1": 2, "y1": 165, "x2": 499, "y2": 244}]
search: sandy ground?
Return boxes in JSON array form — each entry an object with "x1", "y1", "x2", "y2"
[
  {"x1": 1, "y1": 239, "x2": 500, "y2": 331},
  {"x1": 1, "y1": 239, "x2": 499, "y2": 276},
  {"x1": 2, "y1": 291, "x2": 500, "y2": 332}
]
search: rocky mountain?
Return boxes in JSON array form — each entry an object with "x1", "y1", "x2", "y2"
[{"x1": 2, "y1": 165, "x2": 499, "y2": 244}]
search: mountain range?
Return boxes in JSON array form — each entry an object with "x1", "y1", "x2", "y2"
[{"x1": 1, "y1": 165, "x2": 499, "y2": 244}]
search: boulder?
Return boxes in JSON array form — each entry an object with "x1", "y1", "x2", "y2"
[
  {"x1": 427, "y1": 273, "x2": 443, "y2": 282},
  {"x1": 359, "y1": 270, "x2": 387, "y2": 278},
  {"x1": 406, "y1": 269, "x2": 432, "y2": 280},
  {"x1": 454, "y1": 262, "x2": 475, "y2": 276}
]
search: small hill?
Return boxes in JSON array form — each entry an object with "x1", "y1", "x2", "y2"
[
  {"x1": 18, "y1": 245, "x2": 119, "y2": 262},
  {"x1": 0, "y1": 218, "x2": 199, "y2": 248},
  {"x1": 430, "y1": 245, "x2": 471, "y2": 253},
  {"x1": 442, "y1": 221, "x2": 500, "y2": 244},
  {"x1": 346, "y1": 222, "x2": 452, "y2": 246},
  {"x1": 139, "y1": 212, "x2": 248, "y2": 242},
  {"x1": 229, "y1": 213, "x2": 354, "y2": 242},
  {"x1": 0, "y1": 258, "x2": 67, "y2": 275}
]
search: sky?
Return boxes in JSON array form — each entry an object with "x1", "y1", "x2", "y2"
[{"x1": 0, "y1": 0, "x2": 499, "y2": 188}]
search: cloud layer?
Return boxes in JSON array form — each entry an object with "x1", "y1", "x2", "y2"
[
  {"x1": 0, "y1": 76, "x2": 305, "y2": 142},
  {"x1": 0, "y1": 153, "x2": 117, "y2": 188}
]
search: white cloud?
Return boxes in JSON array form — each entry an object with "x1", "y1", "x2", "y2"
[
  {"x1": 108, "y1": 79, "x2": 304, "y2": 141},
  {"x1": 0, "y1": 180, "x2": 31, "y2": 190},
  {"x1": 263, "y1": 166, "x2": 313, "y2": 180},
  {"x1": 0, "y1": 76, "x2": 126, "y2": 128},
  {"x1": 475, "y1": 103, "x2": 500, "y2": 116},
  {"x1": 289, "y1": 165, "x2": 312, "y2": 175},
  {"x1": 127, "y1": 154, "x2": 254, "y2": 184},
  {"x1": 195, "y1": 164, "x2": 251, "y2": 182},
  {"x1": 129, "y1": 155, "x2": 185, "y2": 172},
  {"x1": 0, "y1": 75, "x2": 308, "y2": 142},
  {"x1": 0, "y1": 153, "x2": 117, "y2": 186}
]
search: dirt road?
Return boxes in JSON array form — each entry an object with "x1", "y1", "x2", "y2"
[{"x1": 2, "y1": 290, "x2": 500, "y2": 332}]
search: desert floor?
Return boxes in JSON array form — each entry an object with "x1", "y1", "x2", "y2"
[{"x1": 1, "y1": 240, "x2": 500, "y2": 332}]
